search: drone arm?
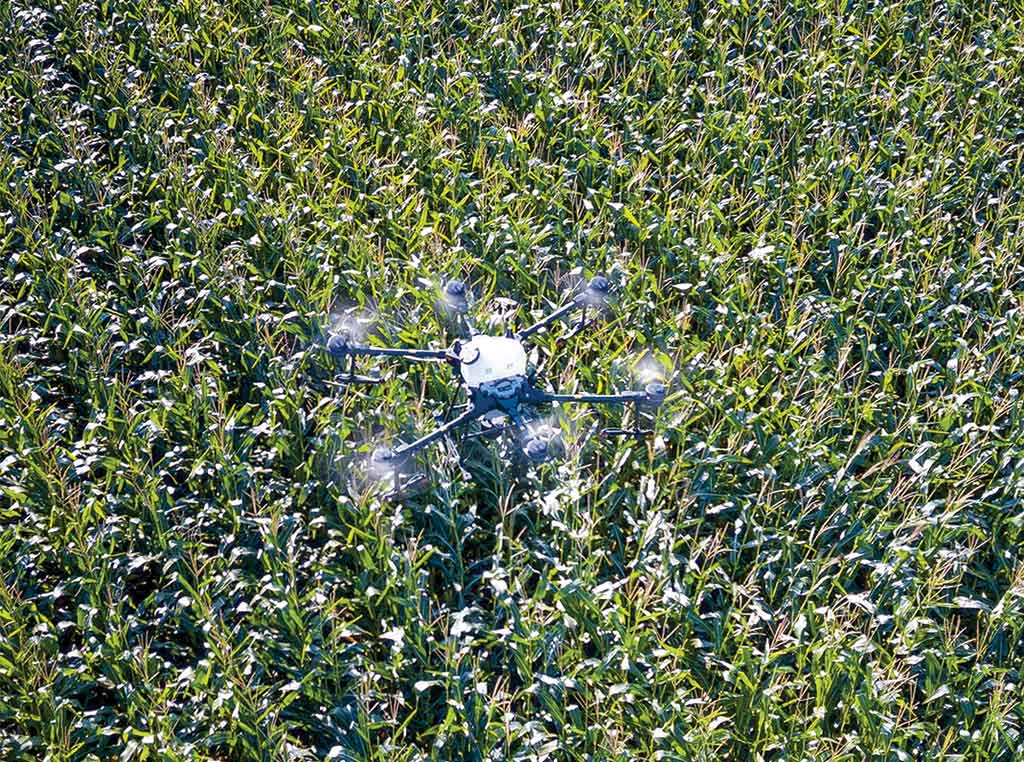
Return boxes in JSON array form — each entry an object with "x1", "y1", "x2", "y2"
[
  {"x1": 347, "y1": 346, "x2": 453, "y2": 362},
  {"x1": 392, "y1": 404, "x2": 487, "y2": 459},
  {"x1": 527, "y1": 388, "x2": 644, "y2": 406},
  {"x1": 515, "y1": 301, "x2": 580, "y2": 340},
  {"x1": 529, "y1": 383, "x2": 667, "y2": 439},
  {"x1": 516, "y1": 277, "x2": 610, "y2": 340},
  {"x1": 329, "y1": 339, "x2": 455, "y2": 385}
]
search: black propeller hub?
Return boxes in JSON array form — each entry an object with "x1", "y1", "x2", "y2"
[
  {"x1": 443, "y1": 279, "x2": 469, "y2": 313},
  {"x1": 580, "y1": 275, "x2": 611, "y2": 307},
  {"x1": 524, "y1": 437, "x2": 549, "y2": 462},
  {"x1": 327, "y1": 330, "x2": 352, "y2": 356},
  {"x1": 371, "y1": 446, "x2": 396, "y2": 464},
  {"x1": 640, "y1": 381, "x2": 667, "y2": 409}
]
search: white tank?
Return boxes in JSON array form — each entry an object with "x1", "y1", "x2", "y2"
[{"x1": 458, "y1": 335, "x2": 528, "y2": 388}]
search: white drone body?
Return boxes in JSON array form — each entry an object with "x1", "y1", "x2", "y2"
[{"x1": 457, "y1": 335, "x2": 528, "y2": 388}]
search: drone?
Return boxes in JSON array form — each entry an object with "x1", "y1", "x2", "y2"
[{"x1": 326, "y1": 275, "x2": 667, "y2": 498}]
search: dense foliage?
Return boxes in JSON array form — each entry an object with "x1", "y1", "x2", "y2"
[{"x1": 2, "y1": 0, "x2": 1023, "y2": 758}]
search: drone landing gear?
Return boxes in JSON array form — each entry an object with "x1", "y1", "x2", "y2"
[
  {"x1": 464, "y1": 425, "x2": 511, "y2": 441},
  {"x1": 327, "y1": 331, "x2": 454, "y2": 388},
  {"x1": 600, "y1": 399, "x2": 655, "y2": 439},
  {"x1": 600, "y1": 382, "x2": 666, "y2": 440},
  {"x1": 383, "y1": 472, "x2": 430, "y2": 501},
  {"x1": 335, "y1": 373, "x2": 384, "y2": 386},
  {"x1": 335, "y1": 354, "x2": 383, "y2": 385},
  {"x1": 461, "y1": 409, "x2": 513, "y2": 442},
  {"x1": 525, "y1": 381, "x2": 666, "y2": 442},
  {"x1": 600, "y1": 425, "x2": 654, "y2": 439}
]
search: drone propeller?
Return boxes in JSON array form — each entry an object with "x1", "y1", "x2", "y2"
[
  {"x1": 523, "y1": 437, "x2": 550, "y2": 462},
  {"x1": 352, "y1": 444, "x2": 429, "y2": 500},
  {"x1": 435, "y1": 277, "x2": 481, "y2": 338},
  {"x1": 564, "y1": 275, "x2": 612, "y2": 338},
  {"x1": 639, "y1": 380, "x2": 668, "y2": 410},
  {"x1": 366, "y1": 444, "x2": 398, "y2": 479},
  {"x1": 520, "y1": 421, "x2": 565, "y2": 463},
  {"x1": 577, "y1": 275, "x2": 611, "y2": 308},
  {"x1": 633, "y1": 354, "x2": 670, "y2": 384},
  {"x1": 633, "y1": 356, "x2": 670, "y2": 405},
  {"x1": 441, "y1": 278, "x2": 470, "y2": 314},
  {"x1": 326, "y1": 329, "x2": 353, "y2": 356}
]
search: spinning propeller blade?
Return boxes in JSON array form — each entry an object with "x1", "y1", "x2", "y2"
[{"x1": 633, "y1": 354, "x2": 670, "y2": 384}]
